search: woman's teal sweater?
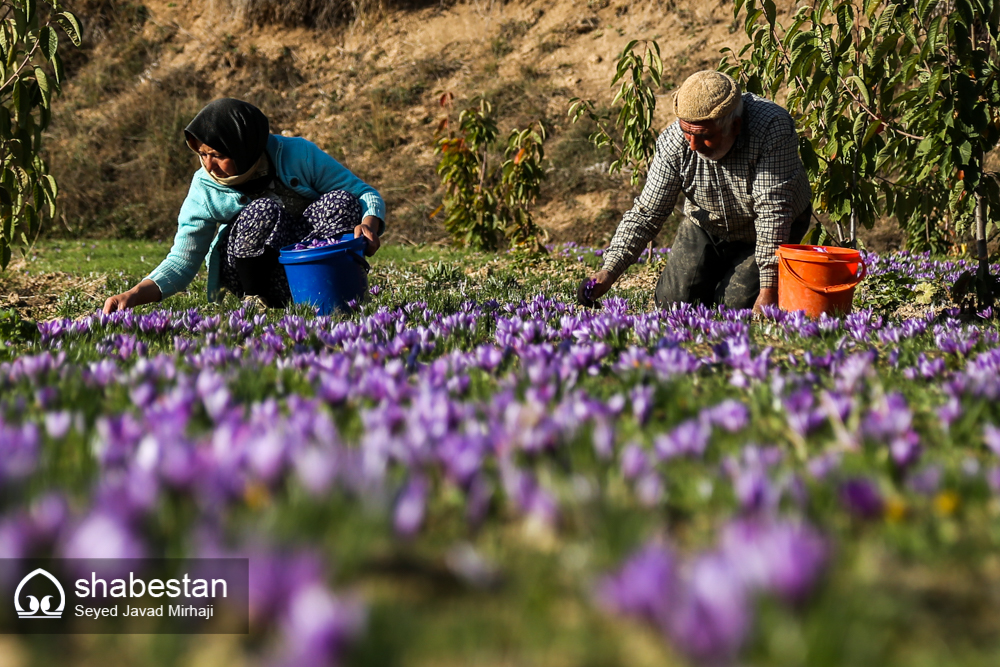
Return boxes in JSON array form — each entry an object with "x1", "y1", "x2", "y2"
[{"x1": 146, "y1": 134, "x2": 385, "y2": 302}]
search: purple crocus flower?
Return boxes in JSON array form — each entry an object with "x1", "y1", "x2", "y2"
[
  {"x1": 719, "y1": 518, "x2": 829, "y2": 605},
  {"x1": 0, "y1": 421, "x2": 40, "y2": 480},
  {"x1": 987, "y1": 466, "x2": 1000, "y2": 494},
  {"x1": 275, "y1": 583, "x2": 365, "y2": 667},
  {"x1": 861, "y1": 393, "x2": 913, "y2": 440},
  {"x1": 668, "y1": 553, "x2": 749, "y2": 665},
  {"x1": 907, "y1": 465, "x2": 943, "y2": 496},
  {"x1": 984, "y1": 423, "x2": 1000, "y2": 456},
  {"x1": 631, "y1": 385, "x2": 655, "y2": 425},
  {"x1": 635, "y1": 473, "x2": 665, "y2": 507},
  {"x1": 61, "y1": 510, "x2": 146, "y2": 560},
  {"x1": 807, "y1": 452, "x2": 841, "y2": 480},
  {"x1": 501, "y1": 463, "x2": 559, "y2": 528},
  {"x1": 394, "y1": 475, "x2": 429, "y2": 537},
  {"x1": 888, "y1": 432, "x2": 922, "y2": 469},
  {"x1": 937, "y1": 395, "x2": 961, "y2": 431},
  {"x1": 702, "y1": 399, "x2": 750, "y2": 433},
  {"x1": 595, "y1": 542, "x2": 676, "y2": 625},
  {"x1": 838, "y1": 477, "x2": 884, "y2": 519},
  {"x1": 293, "y1": 445, "x2": 341, "y2": 497},
  {"x1": 591, "y1": 418, "x2": 614, "y2": 460},
  {"x1": 0, "y1": 516, "x2": 31, "y2": 559},
  {"x1": 731, "y1": 467, "x2": 776, "y2": 514},
  {"x1": 654, "y1": 419, "x2": 710, "y2": 460},
  {"x1": 783, "y1": 388, "x2": 825, "y2": 436},
  {"x1": 43, "y1": 410, "x2": 73, "y2": 439},
  {"x1": 621, "y1": 443, "x2": 650, "y2": 480}
]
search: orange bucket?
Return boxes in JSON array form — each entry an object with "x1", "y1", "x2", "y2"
[{"x1": 776, "y1": 244, "x2": 867, "y2": 317}]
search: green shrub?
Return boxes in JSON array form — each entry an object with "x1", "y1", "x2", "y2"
[
  {"x1": 0, "y1": 0, "x2": 83, "y2": 268},
  {"x1": 434, "y1": 98, "x2": 547, "y2": 252}
]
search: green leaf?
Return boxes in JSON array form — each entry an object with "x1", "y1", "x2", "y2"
[
  {"x1": 649, "y1": 45, "x2": 663, "y2": 78},
  {"x1": 43, "y1": 174, "x2": 57, "y2": 215},
  {"x1": 926, "y1": 66, "x2": 944, "y2": 102},
  {"x1": 12, "y1": 79, "x2": 28, "y2": 124},
  {"x1": 898, "y1": 12, "x2": 919, "y2": 46},
  {"x1": 847, "y1": 75, "x2": 871, "y2": 107},
  {"x1": 955, "y1": 140, "x2": 973, "y2": 166},
  {"x1": 799, "y1": 136, "x2": 820, "y2": 173},
  {"x1": 38, "y1": 25, "x2": 57, "y2": 60},
  {"x1": 34, "y1": 67, "x2": 50, "y2": 108},
  {"x1": 852, "y1": 112, "x2": 868, "y2": 138},
  {"x1": 56, "y1": 11, "x2": 82, "y2": 47},
  {"x1": 763, "y1": 0, "x2": 777, "y2": 27},
  {"x1": 45, "y1": 49, "x2": 64, "y2": 86},
  {"x1": 862, "y1": 118, "x2": 883, "y2": 146},
  {"x1": 917, "y1": 0, "x2": 940, "y2": 24},
  {"x1": 874, "y1": 4, "x2": 899, "y2": 34},
  {"x1": 12, "y1": 166, "x2": 29, "y2": 192},
  {"x1": 13, "y1": 6, "x2": 26, "y2": 38}
]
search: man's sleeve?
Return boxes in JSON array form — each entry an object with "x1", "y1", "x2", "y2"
[
  {"x1": 751, "y1": 114, "x2": 810, "y2": 288},
  {"x1": 601, "y1": 131, "x2": 684, "y2": 280}
]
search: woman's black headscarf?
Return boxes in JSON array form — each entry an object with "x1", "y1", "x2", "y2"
[{"x1": 184, "y1": 99, "x2": 270, "y2": 175}]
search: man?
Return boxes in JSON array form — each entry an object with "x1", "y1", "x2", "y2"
[{"x1": 579, "y1": 70, "x2": 812, "y2": 312}]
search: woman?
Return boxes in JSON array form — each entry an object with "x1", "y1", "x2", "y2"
[{"x1": 103, "y1": 98, "x2": 385, "y2": 313}]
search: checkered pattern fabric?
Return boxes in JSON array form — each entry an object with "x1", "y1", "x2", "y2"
[{"x1": 601, "y1": 93, "x2": 812, "y2": 288}]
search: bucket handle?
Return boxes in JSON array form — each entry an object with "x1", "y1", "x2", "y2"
[
  {"x1": 347, "y1": 249, "x2": 371, "y2": 274},
  {"x1": 778, "y1": 254, "x2": 867, "y2": 294}
]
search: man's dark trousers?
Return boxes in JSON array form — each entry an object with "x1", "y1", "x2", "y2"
[{"x1": 654, "y1": 209, "x2": 811, "y2": 310}]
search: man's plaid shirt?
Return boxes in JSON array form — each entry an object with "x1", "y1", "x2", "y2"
[{"x1": 601, "y1": 93, "x2": 812, "y2": 288}]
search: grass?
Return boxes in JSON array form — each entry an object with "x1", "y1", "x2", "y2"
[
  {"x1": 0, "y1": 239, "x2": 623, "y2": 321},
  {"x1": 10, "y1": 239, "x2": 169, "y2": 276}
]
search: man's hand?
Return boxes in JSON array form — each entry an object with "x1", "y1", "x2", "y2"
[
  {"x1": 752, "y1": 286, "x2": 778, "y2": 314},
  {"x1": 103, "y1": 279, "x2": 162, "y2": 314},
  {"x1": 355, "y1": 216, "x2": 382, "y2": 257},
  {"x1": 577, "y1": 269, "x2": 615, "y2": 308}
]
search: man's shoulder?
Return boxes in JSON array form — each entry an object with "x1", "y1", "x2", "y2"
[
  {"x1": 744, "y1": 93, "x2": 795, "y2": 132},
  {"x1": 657, "y1": 122, "x2": 687, "y2": 152}
]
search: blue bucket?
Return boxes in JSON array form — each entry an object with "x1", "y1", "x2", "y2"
[{"x1": 278, "y1": 234, "x2": 369, "y2": 315}]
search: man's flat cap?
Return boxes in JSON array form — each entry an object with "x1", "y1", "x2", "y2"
[{"x1": 673, "y1": 70, "x2": 742, "y2": 123}]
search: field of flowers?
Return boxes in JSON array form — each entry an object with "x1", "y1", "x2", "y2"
[{"x1": 3, "y1": 242, "x2": 1000, "y2": 666}]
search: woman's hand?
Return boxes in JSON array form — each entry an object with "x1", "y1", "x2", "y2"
[
  {"x1": 103, "y1": 279, "x2": 162, "y2": 314},
  {"x1": 355, "y1": 216, "x2": 382, "y2": 256}
]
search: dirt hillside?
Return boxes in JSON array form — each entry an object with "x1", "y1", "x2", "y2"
[{"x1": 47, "y1": 0, "x2": 906, "y2": 250}]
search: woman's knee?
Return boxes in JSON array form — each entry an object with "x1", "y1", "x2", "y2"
[
  {"x1": 307, "y1": 191, "x2": 362, "y2": 224},
  {"x1": 235, "y1": 197, "x2": 282, "y2": 227},
  {"x1": 240, "y1": 197, "x2": 281, "y2": 217}
]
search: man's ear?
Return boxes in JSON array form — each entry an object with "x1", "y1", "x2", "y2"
[{"x1": 732, "y1": 116, "x2": 743, "y2": 137}]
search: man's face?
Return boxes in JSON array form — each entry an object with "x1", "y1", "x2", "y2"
[{"x1": 679, "y1": 117, "x2": 742, "y2": 161}]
